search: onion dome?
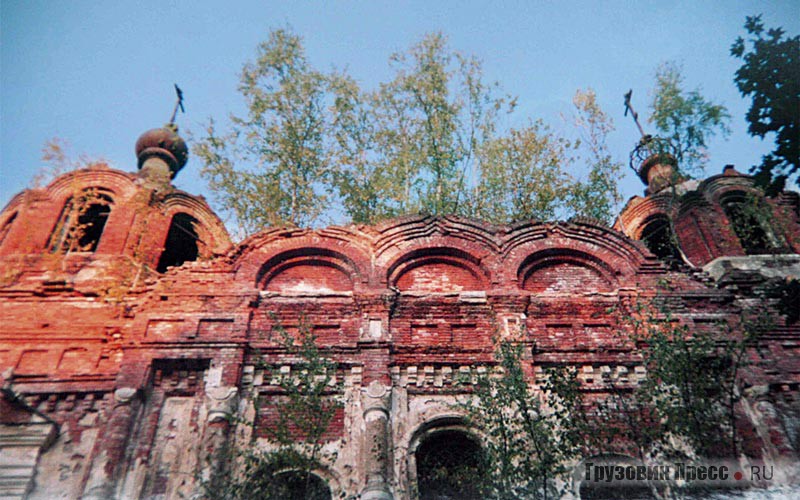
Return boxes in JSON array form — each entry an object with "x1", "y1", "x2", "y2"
[{"x1": 135, "y1": 123, "x2": 188, "y2": 179}]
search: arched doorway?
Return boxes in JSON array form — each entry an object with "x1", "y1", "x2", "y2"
[
  {"x1": 415, "y1": 429, "x2": 485, "y2": 500},
  {"x1": 238, "y1": 460, "x2": 333, "y2": 500},
  {"x1": 268, "y1": 470, "x2": 331, "y2": 500}
]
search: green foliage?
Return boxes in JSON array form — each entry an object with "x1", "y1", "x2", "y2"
[
  {"x1": 329, "y1": 33, "x2": 513, "y2": 223},
  {"x1": 581, "y1": 301, "x2": 771, "y2": 499},
  {"x1": 201, "y1": 320, "x2": 342, "y2": 499},
  {"x1": 262, "y1": 322, "x2": 342, "y2": 453},
  {"x1": 731, "y1": 15, "x2": 800, "y2": 192},
  {"x1": 382, "y1": 33, "x2": 511, "y2": 217},
  {"x1": 197, "y1": 28, "x2": 624, "y2": 232},
  {"x1": 328, "y1": 72, "x2": 401, "y2": 224},
  {"x1": 472, "y1": 122, "x2": 575, "y2": 223},
  {"x1": 636, "y1": 315, "x2": 736, "y2": 457},
  {"x1": 721, "y1": 191, "x2": 784, "y2": 254},
  {"x1": 649, "y1": 61, "x2": 731, "y2": 174},
  {"x1": 194, "y1": 29, "x2": 333, "y2": 235},
  {"x1": 566, "y1": 89, "x2": 624, "y2": 222},
  {"x1": 465, "y1": 340, "x2": 586, "y2": 499},
  {"x1": 603, "y1": 299, "x2": 768, "y2": 461},
  {"x1": 455, "y1": 89, "x2": 623, "y2": 225},
  {"x1": 204, "y1": 448, "x2": 330, "y2": 500}
]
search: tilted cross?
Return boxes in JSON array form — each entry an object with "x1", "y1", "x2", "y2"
[
  {"x1": 623, "y1": 89, "x2": 647, "y2": 139},
  {"x1": 169, "y1": 84, "x2": 185, "y2": 125}
]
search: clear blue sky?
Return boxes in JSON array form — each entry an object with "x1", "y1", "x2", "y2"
[{"x1": 2, "y1": 0, "x2": 798, "y2": 226}]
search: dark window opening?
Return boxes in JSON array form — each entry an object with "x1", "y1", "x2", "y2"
[
  {"x1": 267, "y1": 471, "x2": 331, "y2": 500},
  {"x1": 77, "y1": 202, "x2": 111, "y2": 251},
  {"x1": 721, "y1": 193, "x2": 779, "y2": 255},
  {"x1": 157, "y1": 213, "x2": 200, "y2": 272},
  {"x1": 49, "y1": 190, "x2": 113, "y2": 253},
  {"x1": 640, "y1": 216, "x2": 682, "y2": 263},
  {"x1": 416, "y1": 430, "x2": 485, "y2": 500},
  {"x1": 0, "y1": 211, "x2": 18, "y2": 247}
]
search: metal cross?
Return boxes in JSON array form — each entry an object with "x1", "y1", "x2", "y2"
[
  {"x1": 169, "y1": 84, "x2": 185, "y2": 125},
  {"x1": 623, "y1": 89, "x2": 647, "y2": 139}
]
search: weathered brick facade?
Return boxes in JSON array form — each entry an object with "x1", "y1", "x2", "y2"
[{"x1": 1, "y1": 128, "x2": 799, "y2": 499}]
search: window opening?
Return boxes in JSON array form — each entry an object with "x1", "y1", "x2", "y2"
[
  {"x1": 0, "y1": 211, "x2": 18, "y2": 247},
  {"x1": 640, "y1": 215, "x2": 682, "y2": 262},
  {"x1": 721, "y1": 192, "x2": 779, "y2": 254},
  {"x1": 49, "y1": 189, "x2": 113, "y2": 253},
  {"x1": 157, "y1": 213, "x2": 201, "y2": 272}
]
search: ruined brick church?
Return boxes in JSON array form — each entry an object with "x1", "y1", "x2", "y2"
[{"x1": 1, "y1": 123, "x2": 799, "y2": 499}]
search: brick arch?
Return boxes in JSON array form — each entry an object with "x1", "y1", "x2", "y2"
[
  {"x1": 373, "y1": 216, "x2": 500, "y2": 287},
  {"x1": 500, "y1": 222, "x2": 649, "y2": 287},
  {"x1": 617, "y1": 193, "x2": 677, "y2": 241},
  {"x1": 0, "y1": 191, "x2": 25, "y2": 218},
  {"x1": 258, "y1": 248, "x2": 356, "y2": 293},
  {"x1": 405, "y1": 414, "x2": 486, "y2": 500},
  {"x1": 696, "y1": 175, "x2": 786, "y2": 258},
  {"x1": 373, "y1": 215, "x2": 502, "y2": 257},
  {"x1": 36, "y1": 168, "x2": 139, "y2": 256},
  {"x1": 675, "y1": 190, "x2": 711, "y2": 218},
  {"x1": 0, "y1": 209, "x2": 19, "y2": 251},
  {"x1": 46, "y1": 166, "x2": 139, "y2": 202},
  {"x1": 518, "y1": 249, "x2": 617, "y2": 293},
  {"x1": 406, "y1": 414, "x2": 483, "y2": 454},
  {"x1": 233, "y1": 228, "x2": 373, "y2": 290},
  {"x1": 228, "y1": 226, "x2": 373, "y2": 284},
  {"x1": 698, "y1": 171, "x2": 760, "y2": 206},
  {"x1": 160, "y1": 193, "x2": 232, "y2": 257},
  {"x1": 387, "y1": 247, "x2": 490, "y2": 292}
]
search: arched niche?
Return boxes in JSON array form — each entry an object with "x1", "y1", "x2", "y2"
[
  {"x1": 388, "y1": 248, "x2": 488, "y2": 293},
  {"x1": 236, "y1": 460, "x2": 335, "y2": 500},
  {"x1": 258, "y1": 248, "x2": 357, "y2": 294},
  {"x1": 407, "y1": 417, "x2": 486, "y2": 500},
  {"x1": 518, "y1": 250, "x2": 616, "y2": 294},
  {"x1": 268, "y1": 470, "x2": 332, "y2": 500}
]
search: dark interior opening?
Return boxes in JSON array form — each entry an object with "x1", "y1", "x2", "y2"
[
  {"x1": 157, "y1": 213, "x2": 200, "y2": 272},
  {"x1": 77, "y1": 202, "x2": 111, "y2": 252},
  {"x1": 268, "y1": 471, "x2": 331, "y2": 500},
  {"x1": 721, "y1": 194, "x2": 774, "y2": 254},
  {"x1": 640, "y1": 216, "x2": 682, "y2": 262},
  {"x1": 416, "y1": 430, "x2": 485, "y2": 500},
  {"x1": 50, "y1": 191, "x2": 113, "y2": 253}
]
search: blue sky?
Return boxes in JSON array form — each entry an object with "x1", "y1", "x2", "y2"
[{"x1": 2, "y1": 0, "x2": 798, "y2": 227}]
